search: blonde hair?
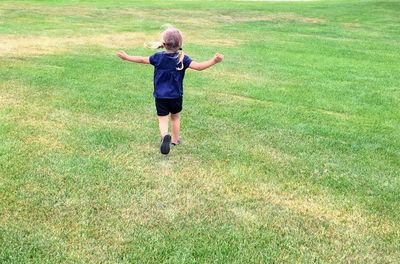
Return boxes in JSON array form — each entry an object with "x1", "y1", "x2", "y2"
[{"x1": 145, "y1": 26, "x2": 185, "y2": 70}]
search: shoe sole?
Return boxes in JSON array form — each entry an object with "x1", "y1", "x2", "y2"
[{"x1": 160, "y1": 135, "x2": 171, "y2": 155}]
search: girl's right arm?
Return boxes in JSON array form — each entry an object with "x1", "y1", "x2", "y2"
[
  {"x1": 116, "y1": 51, "x2": 150, "y2": 64},
  {"x1": 189, "y1": 53, "x2": 224, "y2": 71}
]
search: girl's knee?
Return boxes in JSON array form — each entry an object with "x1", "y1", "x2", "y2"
[{"x1": 171, "y1": 113, "x2": 180, "y2": 120}]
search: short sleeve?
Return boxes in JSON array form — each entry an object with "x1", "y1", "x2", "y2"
[
  {"x1": 149, "y1": 53, "x2": 159, "y2": 66},
  {"x1": 183, "y1": 55, "x2": 192, "y2": 69}
]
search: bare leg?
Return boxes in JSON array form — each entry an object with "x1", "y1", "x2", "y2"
[
  {"x1": 171, "y1": 112, "x2": 180, "y2": 144},
  {"x1": 158, "y1": 115, "x2": 169, "y2": 137}
]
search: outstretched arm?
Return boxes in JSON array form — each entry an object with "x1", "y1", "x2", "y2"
[
  {"x1": 116, "y1": 51, "x2": 150, "y2": 64},
  {"x1": 189, "y1": 53, "x2": 224, "y2": 71}
]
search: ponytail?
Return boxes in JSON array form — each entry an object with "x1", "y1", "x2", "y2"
[
  {"x1": 176, "y1": 48, "x2": 184, "y2": 71},
  {"x1": 144, "y1": 41, "x2": 164, "y2": 49}
]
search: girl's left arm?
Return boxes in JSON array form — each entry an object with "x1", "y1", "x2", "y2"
[
  {"x1": 188, "y1": 53, "x2": 224, "y2": 71},
  {"x1": 116, "y1": 51, "x2": 150, "y2": 64}
]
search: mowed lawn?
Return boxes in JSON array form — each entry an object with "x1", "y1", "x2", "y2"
[{"x1": 0, "y1": 0, "x2": 399, "y2": 263}]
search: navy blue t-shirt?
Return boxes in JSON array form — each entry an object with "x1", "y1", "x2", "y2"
[{"x1": 149, "y1": 51, "x2": 192, "y2": 99}]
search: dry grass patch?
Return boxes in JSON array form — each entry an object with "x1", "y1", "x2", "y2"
[
  {"x1": 0, "y1": 35, "x2": 67, "y2": 56},
  {"x1": 116, "y1": 156, "x2": 209, "y2": 224},
  {"x1": 17, "y1": 108, "x2": 68, "y2": 132},
  {"x1": 0, "y1": 32, "x2": 150, "y2": 57},
  {"x1": 249, "y1": 144, "x2": 294, "y2": 165},
  {"x1": 0, "y1": 31, "x2": 239, "y2": 57},
  {"x1": 342, "y1": 22, "x2": 362, "y2": 28},
  {"x1": 294, "y1": 33, "x2": 357, "y2": 42},
  {"x1": 0, "y1": 85, "x2": 69, "y2": 151},
  {"x1": 1, "y1": 3, "x2": 94, "y2": 17},
  {"x1": 71, "y1": 112, "x2": 144, "y2": 131},
  {"x1": 121, "y1": 187, "x2": 202, "y2": 224},
  {"x1": 118, "y1": 8, "x2": 216, "y2": 27},
  {"x1": 175, "y1": 17, "x2": 215, "y2": 27},
  {"x1": 23, "y1": 134, "x2": 65, "y2": 151},
  {"x1": 186, "y1": 31, "x2": 241, "y2": 47},
  {"x1": 18, "y1": 114, "x2": 67, "y2": 152},
  {"x1": 240, "y1": 181, "x2": 398, "y2": 254},
  {"x1": 189, "y1": 90, "x2": 275, "y2": 109},
  {"x1": 0, "y1": 92, "x2": 21, "y2": 107},
  {"x1": 0, "y1": 81, "x2": 26, "y2": 107},
  {"x1": 132, "y1": 8, "x2": 324, "y2": 26},
  {"x1": 205, "y1": 159, "x2": 398, "y2": 246},
  {"x1": 258, "y1": 185, "x2": 364, "y2": 226},
  {"x1": 220, "y1": 12, "x2": 325, "y2": 24},
  {"x1": 1, "y1": 3, "x2": 216, "y2": 27}
]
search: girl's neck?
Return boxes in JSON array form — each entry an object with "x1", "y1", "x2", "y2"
[{"x1": 165, "y1": 48, "x2": 178, "y2": 53}]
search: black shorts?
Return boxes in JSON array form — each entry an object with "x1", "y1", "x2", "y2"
[{"x1": 155, "y1": 97, "x2": 183, "y2": 116}]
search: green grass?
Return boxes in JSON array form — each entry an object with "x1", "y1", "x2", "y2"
[{"x1": 1, "y1": 0, "x2": 399, "y2": 263}]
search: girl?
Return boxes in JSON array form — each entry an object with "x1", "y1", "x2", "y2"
[{"x1": 117, "y1": 27, "x2": 224, "y2": 155}]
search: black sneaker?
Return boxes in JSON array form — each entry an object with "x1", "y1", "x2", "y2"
[{"x1": 160, "y1": 134, "x2": 171, "y2": 155}]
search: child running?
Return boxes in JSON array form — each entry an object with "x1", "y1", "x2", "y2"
[{"x1": 117, "y1": 26, "x2": 224, "y2": 155}]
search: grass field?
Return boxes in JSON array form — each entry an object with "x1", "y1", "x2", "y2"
[{"x1": 1, "y1": 0, "x2": 399, "y2": 263}]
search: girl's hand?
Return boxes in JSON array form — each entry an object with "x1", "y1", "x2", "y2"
[
  {"x1": 214, "y1": 53, "x2": 224, "y2": 63},
  {"x1": 116, "y1": 50, "x2": 128, "y2": 60}
]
